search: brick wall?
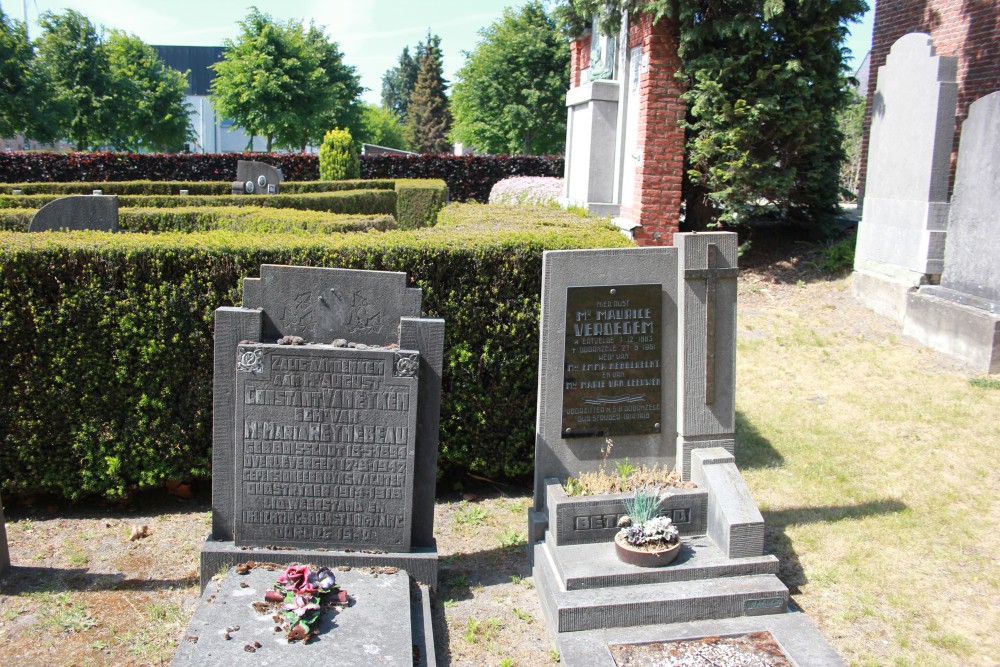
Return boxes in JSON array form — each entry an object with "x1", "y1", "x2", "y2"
[
  {"x1": 624, "y1": 14, "x2": 685, "y2": 247},
  {"x1": 569, "y1": 34, "x2": 592, "y2": 89},
  {"x1": 859, "y1": 0, "x2": 1000, "y2": 200}
]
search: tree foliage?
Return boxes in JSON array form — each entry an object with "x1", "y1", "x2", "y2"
[
  {"x1": 405, "y1": 33, "x2": 452, "y2": 154},
  {"x1": 34, "y1": 10, "x2": 114, "y2": 151},
  {"x1": 556, "y1": 0, "x2": 867, "y2": 227},
  {"x1": 105, "y1": 30, "x2": 193, "y2": 152},
  {"x1": 380, "y1": 46, "x2": 419, "y2": 121},
  {"x1": 210, "y1": 7, "x2": 362, "y2": 152},
  {"x1": 450, "y1": 1, "x2": 569, "y2": 155},
  {"x1": 358, "y1": 103, "x2": 410, "y2": 151},
  {"x1": 0, "y1": 9, "x2": 35, "y2": 140}
]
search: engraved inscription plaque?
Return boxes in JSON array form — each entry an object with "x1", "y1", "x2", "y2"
[
  {"x1": 562, "y1": 284, "x2": 662, "y2": 438},
  {"x1": 234, "y1": 345, "x2": 419, "y2": 551}
]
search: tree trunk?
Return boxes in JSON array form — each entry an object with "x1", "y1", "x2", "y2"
[
  {"x1": 246, "y1": 135, "x2": 255, "y2": 152},
  {"x1": 683, "y1": 185, "x2": 721, "y2": 230},
  {"x1": 266, "y1": 135, "x2": 273, "y2": 153}
]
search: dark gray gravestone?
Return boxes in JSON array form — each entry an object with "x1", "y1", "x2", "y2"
[
  {"x1": 28, "y1": 195, "x2": 119, "y2": 232},
  {"x1": 0, "y1": 494, "x2": 10, "y2": 573},
  {"x1": 232, "y1": 160, "x2": 282, "y2": 195},
  {"x1": 204, "y1": 264, "x2": 444, "y2": 589}
]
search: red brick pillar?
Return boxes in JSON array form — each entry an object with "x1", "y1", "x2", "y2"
[
  {"x1": 569, "y1": 34, "x2": 592, "y2": 89},
  {"x1": 625, "y1": 15, "x2": 685, "y2": 247}
]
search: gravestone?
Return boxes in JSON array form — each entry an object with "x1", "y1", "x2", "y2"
[
  {"x1": 904, "y1": 91, "x2": 1000, "y2": 373},
  {"x1": 183, "y1": 264, "x2": 443, "y2": 666},
  {"x1": 232, "y1": 160, "x2": 282, "y2": 195},
  {"x1": 28, "y1": 195, "x2": 119, "y2": 232},
  {"x1": 529, "y1": 235, "x2": 843, "y2": 665},
  {"x1": 853, "y1": 33, "x2": 958, "y2": 322},
  {"x1": 0, "y1": 494, "x2": 9, "y2": 573},
  {"x1": 203, "y1": 265, "x2": 444, "y2": 588}
]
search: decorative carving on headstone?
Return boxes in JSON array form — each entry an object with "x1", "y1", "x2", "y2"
[
  {"x1": 683, "y1": 243, "x2": 739, "y2": 404},
  {"x1": 394, "y1": 352, "x2": 420, "y2": 378},
  {"x1": 236, "y1": 346, "x2": 263, "y2": 373}
]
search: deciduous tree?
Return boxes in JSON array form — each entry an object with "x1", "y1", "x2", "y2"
[
  {"x1": 358, "y1": 103, "x2": 409, "y2": 151},
  {"x1": 451, "y1": 1, "x2": 569, "y2": 155},
  {"x1": 105, "y1": 30, "x2": 193, "y2": 152},
  {"x1": 0, "y1": 9, "x2": 36, "y2": 139}
]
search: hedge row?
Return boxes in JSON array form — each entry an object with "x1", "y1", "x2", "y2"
[
  {"x1": 361, "y1": 155, "x2": 564, "y2": 202},
  {"x1": 0, "y1": 152, "x2": 318, "y2": 183},
  {"x1": 0, "y1": 152, "x2": 564, "y2": 203},
  {"x1": 0, "y1": 179, "x2": 446, "y2": 229},
  {"x1": 0, "y1": 207, "x2": 394, "y2": 234},
  {"x1": 0, "y1": 204, "x2": 630, "y2": 500},
  {"x1": 0, "y1": 179, "x2": 398, "y2": 196}
]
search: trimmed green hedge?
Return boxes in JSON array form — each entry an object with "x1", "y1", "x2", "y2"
[
  {"x1": 0, "y1": 204, "x2": 630, "y2": 499},
  {"x1": 0, "y1": 190, "x2": 398, "y2": 215},
  {"x1": 0, "y1": 206, "x2": 395, "y2": 234},
  {"x1": 0, "y1": 179, "x2": 446, "y2": 228},
  {"x1": 0, "y1": 179, "x2": 397, "y2": 196}
]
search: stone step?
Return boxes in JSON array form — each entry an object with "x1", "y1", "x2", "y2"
[
  {"x1": 544, "y1": 532, "x2": 779, "y2": 591},
  {"x1": 535, "y1": 543, "x2": 788, "y2": 633}
]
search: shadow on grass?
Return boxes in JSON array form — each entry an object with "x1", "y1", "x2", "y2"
[
  {"x1": 0, "y1": 566, "x2": 198, "y2": 595},
  {"x1": 735, "y1": 411, "x2": 784, "y2": 469},
  {"x1": 762, "y1": 499, "x2": 907, "y2": 595}
]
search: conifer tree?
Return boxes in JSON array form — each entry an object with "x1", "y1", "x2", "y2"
[{"x1": 404, "y1": 34, "x2": 452, "y2": 154}]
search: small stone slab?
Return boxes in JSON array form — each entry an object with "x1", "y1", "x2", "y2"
[
  {"x1": 173, "y1": 566, "x2": 417, "y2": 666},
  {"x1": 556, "y1": 613, "x2": 846, "y2": 667},
  {"x1": 28, "y1": 195, "x2": 119, "y2": 232}
]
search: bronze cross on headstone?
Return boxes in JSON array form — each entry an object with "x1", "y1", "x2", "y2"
[{"x1": 685, "y1": 243, "x2": 739, "y2": 404}]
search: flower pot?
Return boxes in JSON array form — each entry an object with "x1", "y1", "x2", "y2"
[{"x1": 614, "y1": 531, "x2": 682, "y2": 567}]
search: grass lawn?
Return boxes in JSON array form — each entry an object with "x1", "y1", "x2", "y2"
[{"x1": 736, "y1": 272, "x2": 1000, "y2": 666}]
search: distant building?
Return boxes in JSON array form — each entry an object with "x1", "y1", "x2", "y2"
[
  {"x1": 853, "y1": 50, "x2": 871, "y2": 98},
  {"x1": 151, "y1": 45, "x2": 267, "y2": 153}
]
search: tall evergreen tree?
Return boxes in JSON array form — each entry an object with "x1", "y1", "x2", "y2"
[
  {"x1": 451, "y1": 1, "x2": 569, "y2": 155},
  {"x1": 380, "y1": 46, "x2": 419, "y2": 121},
  {"x1": 405, "y1": 33, "x2": 451, "y2": 154}
]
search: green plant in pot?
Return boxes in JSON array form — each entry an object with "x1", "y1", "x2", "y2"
[{"x1": 614, "y1": 485, "x2": 682, "y2": 567}]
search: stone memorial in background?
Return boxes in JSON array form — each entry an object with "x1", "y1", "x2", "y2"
[
  {"x1": 0, "y1": 494, "x2": 10, "y2": 573},
  {"x1": 27, "y1": 194, "x2": 119, "y2": 232},
  {"x1": 904, "y1": 91, "x2": 1000, "y2": 373},
  {"x1": 853, "y1": 33, "x2": 958, "y2": 322},
  {"x1": 232, "y1": 159, "x2": 282, "y2": 195},
  {"x1": 183, "y1": 264, "x2": 443, "y2": 665},
  {"x1": 528, "y1": 235, "x2": 844, "y2": 666}
]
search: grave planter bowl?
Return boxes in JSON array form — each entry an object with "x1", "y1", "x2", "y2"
[{"x1": 613, "y1": 532, "x2": 682, "y2": 568}]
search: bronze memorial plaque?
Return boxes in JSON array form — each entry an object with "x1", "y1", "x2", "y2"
[{"x1": 562, "y1": 284, "x2": 662, "y2": 438}]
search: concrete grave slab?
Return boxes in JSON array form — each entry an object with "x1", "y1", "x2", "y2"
[
  {"x1": 28, "y1": 195, "x2": 119, "y2": 232},
  {"x1": 854, "y1": 33, "x2": 958, "y2": 321},
  {"x1": 173, "y1": 565, "x2": 435, "y2": 666},
  {"x1": 556, "y1": 613, "x2": 846, "y2": 667}
]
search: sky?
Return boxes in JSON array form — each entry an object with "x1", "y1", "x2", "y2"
[{"x1": 6, "y1": 0, "x2": 875, "y2": 104}]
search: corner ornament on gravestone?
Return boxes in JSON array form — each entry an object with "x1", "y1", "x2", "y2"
[{"x1": 28, "y1": 195, "x2": 120, "y2": 233}]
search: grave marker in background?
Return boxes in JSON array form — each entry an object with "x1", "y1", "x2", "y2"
[
  {"x1": 904, "y1": 91, "x2": 1000, "y2": 373},
  {"x1": 853, "y1": 33, "x2": 958, "y2": 321},
  {"x1": 28, "y1": 195, "x2": 119, "y2": 232},
  {"x1": 232, "y1": 159, "x2": 282, "y2": 195}
]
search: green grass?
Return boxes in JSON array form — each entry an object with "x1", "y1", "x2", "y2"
[
  {"x1": 454, "y1": 503, "x2": 489, "y2": 526},
  {"x1": 736, "y1": 276, "x2": 1000, "y2": 666}
]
